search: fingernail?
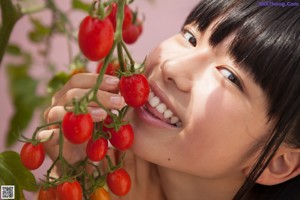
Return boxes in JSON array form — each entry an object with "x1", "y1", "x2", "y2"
[
  {"x1": 110, "y1": 96, "x2": 124, "y2": 106},
  {"x1": 37, "y1": 130, "x2": 53, "y2": 140},
  {"x1": 105, "y1": 76, "x2": 119, "y2": 85},
  {"x1": 90, "y1": 108, "x2": 106, "y2": 119}
]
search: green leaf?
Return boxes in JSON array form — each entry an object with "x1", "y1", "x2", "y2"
[
  {"x1": 6, "y1": 43, "x2": 22, "y2": 56},
  {"x1": 47, "y1": 71, "x2": 70, "y2": 94},
  {"x1": 72, "y1": 0, "x2": 90, "y2": 13},
  {"x1": 28, "y1": 17, "x2": 51, "y2": 43},
  {"x1": 5, "y1": 61, "x2": 43, "y2": 147},
  {"x1": 0, "y1": 164, "x2": 22, "y2": 200},
  {"x1": 0, "y1": 151, "x2": 38, "y2": 192},
  {"x1": 0, "y1": 151, "x2": 38, "y2": 200},
  {"x1": 0, "y1": 0, "x2": 22, "y2": 65}
]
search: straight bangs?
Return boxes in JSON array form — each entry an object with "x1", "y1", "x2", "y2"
[
  {"x1": 185, "y1": 0, "x2": 300, "y2": 121},
  {"x1": 185, "y1": 1, "x2": 300, "y2": 199}
]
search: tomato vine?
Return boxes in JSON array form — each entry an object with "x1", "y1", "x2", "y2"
[{"x1": 1, "y1": 0, "x2": 148, "y2": 199}]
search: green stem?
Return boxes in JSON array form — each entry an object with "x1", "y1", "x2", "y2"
[
  {"x1": 97, "y1": 0, "x2": 105, "y2": 19},
  {"x1": 75, "y1": 41, "x2": 117, "y2": 106},
  {"x1": 117, "y1": 43, "x2": 126, "y2": 72},
  {"x1": 77, "y1": 0, "x2": 126, "y2": 106},
  {"x1": 114, "y1": 0, "x2": 126, "y2": 43},
  {"x1": 87, "y1": 161, "x2": 102, "y2": 177},
  {"x1": 94, "y1": 42, "x2": 117, "y2": 91},
  {"x1": 58, "y1": 126, "x2": 67, "y2": 178},
  {"x1": 91, "y1": 0, "x2": 125, "y2": 89},
  {"x1": 46, "y1": 157, "x2": 60, "y2": 182},
  {"x1": 91, "y1": 95, "x2": 115, "y2": 117},
  {"x1": 0, "y1": 0, "x2": 22, "y2": 66},
  {"x1": 32, "y1": 121, "x2": 61, "y2": 140},
  {"x1": 121, "y1": 41, "x2": 136, "y2": 72}
]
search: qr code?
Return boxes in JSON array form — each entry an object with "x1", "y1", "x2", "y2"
[{"x1": 1, "y1": 185, "x2": 15, "y2": 199}]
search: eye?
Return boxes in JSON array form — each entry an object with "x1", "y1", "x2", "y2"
[
  {"x1": 182, "y1": 29, "x2": 197, "y2": 47},
  {"x1": 218, "y1": 67, "x2": 243, "y2": 90}
]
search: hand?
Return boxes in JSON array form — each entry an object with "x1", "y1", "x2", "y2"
[{"x1": 38, "y1": 73, "x2": 125, "y2": 171}]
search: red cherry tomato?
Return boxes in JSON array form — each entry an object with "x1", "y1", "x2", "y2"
[
  {"x1": 57, "y1": 180, "x2": 83, "y2": 200},
  {"x1": 122, "y1": 24, "x2": 141, "y2": 44},
  {"x1": 119, "y1": 74, "x2": 150, "y2": 107},
  {"x1": 20, "y1": 142, "x2": 45, "y2": 170},
  {"x1": 86, "y1": 137, "x2": 108, "y2": 161},
  {"x1": 107, "y1": 168, "x2": 131, "y2": 196},
  {"x1": 108, "y1": 123, "x2": 134, "y2": 151},
  {"x1": 90, "y1": 187, "x2": 111, "y2": 200},
  {"x1": 62, "y1": 112, "x2": 93, "y2": 144},
  {"x1": 108, "y1": 3, "x2": 133, "y2": 30},
  {"x1": 38, "y1": 187, "x2": 57, "y2": 200},
  {"x1": 96, "y1": 59, "x2": 120, "y2": 76},
  {"x1": 78, "y1": 16, "x2": 114, "y2": 61},
  {"x1": 103, "y1": 116, "x2": 133, "y2": 151}
]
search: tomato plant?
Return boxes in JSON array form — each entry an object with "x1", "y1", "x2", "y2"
[
  {"x1": 123, "y1": 23, "x2": 142, "y2": 44},
  {"x1": 103, "y1": 116, "x2": 134, "y2": 151},
  {"x1": 96, "y1": 59, "x2": 120, "y2": 76},
  {"x1": 107, "y1": 168, "x2": 131, "y2": 196},
  {"x1": 38, "y1": 187, "x2": 57, "y2": 200},
  {"x1": 86, "y1": 137, "x2": 108, "y2": 161},
  {"x1": 108, "y1": 3, "x2": 132, "y2": 30},
  {"x1": 62, "y1": 112, "x2": 93, "y2": 144},
  {"x1": 20, "y1": 142, "x2": 45, "y2": 170},
  {"x1": 106, "y1": 123, "x2": 134, "y2": 151},
  {"x1": 90, "y1": 187, "x2": 111, "y2": 200},
  {"x1": 3, "y1": 0, "x2": 148, "y2": 199},
  {"x1": 78, "y1": 16, "x2": 114, "y2": 61},
  {"x1": 119, "y1": 74, "x2": 150, "y2": 107},
  {"x1": 57, "y1": 180, "x2": 83, "y2": 200}
]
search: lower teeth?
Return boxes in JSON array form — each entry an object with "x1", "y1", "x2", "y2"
[{"x1": 146, "y1": 106, "x2": 182, "y2": 127}]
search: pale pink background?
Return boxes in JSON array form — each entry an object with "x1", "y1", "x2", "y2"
[{"x1": 0, "y1": 0, "x2": 199, "y2": 198}]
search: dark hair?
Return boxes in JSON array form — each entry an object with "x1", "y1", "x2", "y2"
[{"x1": 184, "y1": 0, "x2": 300, "y2": 199}]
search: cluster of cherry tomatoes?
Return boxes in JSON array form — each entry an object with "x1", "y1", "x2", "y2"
[
  {"x1": 78, "y1": 2, "x2": 143, "y2": 62},
  {"x1": 19, "y1": 0, "x2": 149, "y2": 199}
]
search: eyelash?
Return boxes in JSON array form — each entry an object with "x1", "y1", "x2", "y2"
[
  {"x1": 218, "y1": 67, "x2": 244, "y2": 91},
  {"x1": 182, "y1": 29, "x2": 197, "y2": 47},
  {"x1": 181, "y1": 28, "x2": 243, "y2": 92}
]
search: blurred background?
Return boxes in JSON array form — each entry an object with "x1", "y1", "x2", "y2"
[{"x1": 0, "y1": 0, "x2": 199, "y2": 198}]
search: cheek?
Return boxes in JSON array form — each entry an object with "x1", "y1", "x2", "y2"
[{"x1": 176, "y1": 87, "x2": 267, "y2": 176}]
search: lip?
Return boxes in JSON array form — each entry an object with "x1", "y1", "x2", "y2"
[
  {"x1": 135, "y1": 80, "x2": 181, "y2": 129},
  {"x1": 148, "y1": 80, "x2": 180, "y2": 119},
  {"x1": 136, "y1": 106, "x2": 179, "y2": 129}
]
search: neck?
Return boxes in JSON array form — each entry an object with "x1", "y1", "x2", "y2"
[{"x1": 157, "y1": 165, "x2": 244, "y2": 200}]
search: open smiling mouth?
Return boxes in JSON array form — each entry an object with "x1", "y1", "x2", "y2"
[{"x1": 144, "y1": 90, "x2": 183, "y2": 128}]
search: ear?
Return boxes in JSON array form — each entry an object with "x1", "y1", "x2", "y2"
[{"x1": 255, "y1": 146, "x2": 300, "y2": 185}]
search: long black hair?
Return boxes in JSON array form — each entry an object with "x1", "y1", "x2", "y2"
[{"x1": 184, "y1": 0, "x2": 300, "y2": 199}]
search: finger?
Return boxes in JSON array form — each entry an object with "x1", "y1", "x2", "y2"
[
  {"x1": 37, "y1": 129, "x2": 60, "y2": 160},
  {"x1": 46, "y1": 106, "x2": 66, "y2": 123},
  {"x1": 44, "y1": 87, "x2": 125, "y2": 121},
  {"x1": 54, "y1": 88, "x2": 125, "y2": 110},
  {"x1": 53, "y1": 73, "x2": 120, "y2": 104},
  {"x1": 45, "y1": 105, "x2": 108, "y2": 125},
  {"x1": 88, "y1": 107, "x2": 108, "y2": 122}
]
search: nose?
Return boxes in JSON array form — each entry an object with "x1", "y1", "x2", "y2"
[
  {"x1": 160, "y1": 59, "x2": 192, "y2": 92},
  {"x1": 160, "y1": 52, "x2": 201, "y2": 92}
]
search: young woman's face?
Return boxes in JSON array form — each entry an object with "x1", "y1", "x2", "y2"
[{"x1": 130, "y1": 22, "x2": 272, "y2": 180}]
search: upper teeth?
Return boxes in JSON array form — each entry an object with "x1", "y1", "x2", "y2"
[{"x1": 148, "y1": 91, "x2": 182, "y2": 127}]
